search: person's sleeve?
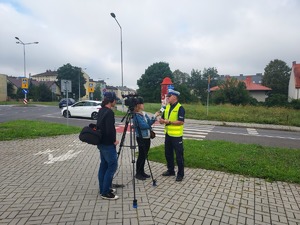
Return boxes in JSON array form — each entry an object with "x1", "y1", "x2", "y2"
[
  {"x1": 104, "y1": 111, "x2": 116, "y2": 143},
  {"x1": 178, "y1": 106, "x2": 185, "y2": 122}
]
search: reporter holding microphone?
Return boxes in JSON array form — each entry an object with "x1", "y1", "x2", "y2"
[{"x1": 159, "y1": 89, "x2": 185, "y2": 182}]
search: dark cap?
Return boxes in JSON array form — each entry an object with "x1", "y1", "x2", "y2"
[
  {"x1": 136, "y1": 97, "x2": 144, "y2": 104},
  {"x1": 104, "y1": 92, "x2": 117, "y2": 101}
]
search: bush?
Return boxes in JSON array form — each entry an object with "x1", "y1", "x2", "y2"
[{"x1": 290, "y1": 99, "x2": 300, "y2": 110}]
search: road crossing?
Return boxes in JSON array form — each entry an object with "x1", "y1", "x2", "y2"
[{"x1": 115, "y1": 122, "x2": 214, "y2": 140}]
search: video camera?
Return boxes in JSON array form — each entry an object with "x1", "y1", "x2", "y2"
[{"x1": 122, "y1": 93, "x2": 140, "y2": 111}]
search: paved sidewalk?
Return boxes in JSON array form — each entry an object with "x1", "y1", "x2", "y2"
[{"x1": 0, "y1": 134, "x2": 299, "y2": 225}]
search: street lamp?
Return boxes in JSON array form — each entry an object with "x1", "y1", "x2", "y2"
[
  {"x1": 15, "y1": 37, "x2": 39, "y2": 78},
  {"x1": 110, "y1": 13, "x2": 124, "y2": 88}
]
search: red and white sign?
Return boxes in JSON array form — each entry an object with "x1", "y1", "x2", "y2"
[{"x1": 23, "y1": 99, "x2": 28, "y2": 104}]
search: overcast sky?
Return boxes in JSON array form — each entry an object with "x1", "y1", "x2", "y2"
[{"x1": 1, "y1": 0, "x2": 299, "y2": 89}]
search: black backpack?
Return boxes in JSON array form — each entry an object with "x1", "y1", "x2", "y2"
[{"x1": 79, "y1": 110, "x2": 108, "y2": 145}]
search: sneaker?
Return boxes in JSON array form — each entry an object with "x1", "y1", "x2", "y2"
[
  {"x1": 110, "y1": 188, "x2": 116, "y2": 194},
  {"x1": 142, "y1": 173, "x2": 150, "y2": 178},
  {"x1": 176, "y1": 176, "x2": 183, "y2": 182},
  {"x1": 162, "y1": 171, "x2": 175, "y2": 176},
  {"x1": 101, "y1": 192, "x2": 119, "y2": 200},
  {"x1": 135, "y1": 174, "x2": 146, "y2": 180}
]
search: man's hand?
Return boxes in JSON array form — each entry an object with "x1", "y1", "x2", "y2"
[{"x1": 114, "y1": 140, "x2": 119, "y2": 145}]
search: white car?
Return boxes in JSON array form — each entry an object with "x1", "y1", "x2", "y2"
[{"x1": 61, "y1": 100, "x2": 102, "y2": 120}]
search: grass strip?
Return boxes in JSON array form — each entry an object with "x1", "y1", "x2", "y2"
[
  {"x1": 148, "y1": 140, "x2": 300, "y2": 184},
  {"x1": 0, "y1": 120, "x2": 81, "y2": 141}
]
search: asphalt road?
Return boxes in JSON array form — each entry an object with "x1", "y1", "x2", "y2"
[{"x1": 1, "y1": 104, "x2": 300, "y2": 149}]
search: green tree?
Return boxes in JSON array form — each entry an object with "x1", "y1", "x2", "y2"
[
  {"x1": 57, "y1": 63, "x2": 86, "y2": 100},
  {"x1": 38, "y1": 83, "x2": 52, "y2": 102},
  {"x1": 212, "y1": 77, "x2": 250, "y2": 105},
  {"x1": 7, "y1": 82, "x2": 15, "y2": 99},
  {"x1": 172, "y1": 69, "x2": 190, "y2": 85},
  {"x1": 188, "y1": 69, "x2": 203, "y2": 98},
  {"x1": 262, "y1": 59, "x2": 291, "y2": 97},
  {"x1": 93, "y1": 83, "x2": 102, "y2": 101},
  {"x1": 137, "y1": 62, "x2": 173, "y2": 102}
]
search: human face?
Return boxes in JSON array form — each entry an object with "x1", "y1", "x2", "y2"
[{"x1": 167, "y1": 95, "x2": 177, "y2": 104}]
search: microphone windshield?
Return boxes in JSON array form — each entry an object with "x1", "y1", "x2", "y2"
[{"x1": 160, "y1": 107, "x2": 165, "y2": 113}]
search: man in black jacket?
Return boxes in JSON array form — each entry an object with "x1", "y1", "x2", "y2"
[{"x1": 96, "y1": 92, "x2": 119, "y2": 200}]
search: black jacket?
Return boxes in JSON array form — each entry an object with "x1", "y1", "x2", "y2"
[{"x1": 96, "y1": 107, "x2": 116, "y2": 145}]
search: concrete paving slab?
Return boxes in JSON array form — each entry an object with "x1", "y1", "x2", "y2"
[{"x1": 0, "y1": 134, "x2": 299, "y2": 225}]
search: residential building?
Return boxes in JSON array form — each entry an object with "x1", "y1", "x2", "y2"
[
  {"x1": 0, "y1": 74, "x2": 8, "y2": 101},
  {"x1": 288, "y1": 61, "x2": 300, "y2": 101},
  {"x1": 31, "y1": 70, "x2": 58, "y2": 82},
  {"x1": 210, "y1": 76, "x2": 271, "y2": 102}
]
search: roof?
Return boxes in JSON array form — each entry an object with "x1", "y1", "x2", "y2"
[
  {"x1": 31, "y1": 70, "x2": 58, "y2": 77},
  {"x1": 210, "y1": 76, "x2": 271, "y2": 91},
  {"x1": 7, "y1": 76, "x2": 57, "y2": 89},
  {"x1": 293, "y1": 63, "x2": 300, "y2": 88}
]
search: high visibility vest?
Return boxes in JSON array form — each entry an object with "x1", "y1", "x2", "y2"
[{"x1": 164, "y1": 103, "x2": 184, "y2": 137}]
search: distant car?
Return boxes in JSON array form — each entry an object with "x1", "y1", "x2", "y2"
[
  {"x1": 59, "y1": 98, "x2": 76, "y2": 108},
  {"x1": 61, "y1": 100, "x2": 102, "y2": 120}
]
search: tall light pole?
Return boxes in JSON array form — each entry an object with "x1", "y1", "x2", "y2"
[
  {"x1": 110, "y1": 13, "x2": 124, "y2": 88},
  {"x1": 15, "y1": 37, "x2": 39, "y2": 78}
]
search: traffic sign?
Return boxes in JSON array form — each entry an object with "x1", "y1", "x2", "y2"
[
  {"x1": 23, "y1": 99, "x2": 28, "y2": 104},
  {"x1": 22, "y1": 89, "x2": 28, "y2": 94},
  {"x1": 21, "y1": 78, "x2": 29, "y2": 89}
]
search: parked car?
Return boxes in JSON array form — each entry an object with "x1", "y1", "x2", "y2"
[
  {"x1": 59, "y1": 98, "x2": 76, "y2": 108},
  {"x1": 61, "y1": 100, "x2": 102, "y2": 120}
]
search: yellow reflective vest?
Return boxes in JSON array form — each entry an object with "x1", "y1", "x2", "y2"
[{"x1": 164, "y1": 103, "x2": 184, "y2": 137}]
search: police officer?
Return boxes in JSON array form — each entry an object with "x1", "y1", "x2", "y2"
[{"x1": 159, "y1": 89, "x2": 185, "y2": 182}]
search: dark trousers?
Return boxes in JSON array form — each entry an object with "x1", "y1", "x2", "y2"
[
  {"x1": 165, "y1": 134, "x2": 184, "y2": 177},
  {"x1": 136, "y1": 137, "x2": 150, "y2": 175}
]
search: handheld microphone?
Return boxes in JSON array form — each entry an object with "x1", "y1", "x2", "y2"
[{"x1": 160, "y1": 106, "x2": 165, "y2": 113}]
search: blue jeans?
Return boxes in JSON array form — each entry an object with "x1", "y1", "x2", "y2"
[{"x1": 97, "y1": 144, "x2": 118, "y2": 195}]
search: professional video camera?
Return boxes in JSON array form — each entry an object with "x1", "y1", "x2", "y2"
[{"x1": 122, "y1": 93, "x2": 139, "y2": 111}]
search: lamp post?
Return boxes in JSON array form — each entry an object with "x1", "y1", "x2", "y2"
[
  {"x1": 110, "y1": 12, "x2": 124, "y2": 112},
  {"x1": 15, "y1": 37, "x2": 39, "y2": 78},
  {"x1": 110, "y1": 13, "x2": 124, "y2": 88}
]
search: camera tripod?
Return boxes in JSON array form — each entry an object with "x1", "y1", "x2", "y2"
[{"x1": 116, "y1": 109, "x2": 157, "y2": 208}]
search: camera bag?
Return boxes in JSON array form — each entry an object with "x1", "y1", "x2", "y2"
[{"x1": 79, "y1": 109, "x2": 108, "y2": 145}]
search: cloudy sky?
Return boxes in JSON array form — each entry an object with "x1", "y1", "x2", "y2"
[{"x1": 1, "y1": 0, "x2": 299, "y2": 89}]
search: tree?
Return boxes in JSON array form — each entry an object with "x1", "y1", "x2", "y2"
[
  {"x1": 172, "y1": 69, "x2": 190, "y2": 85},
  {"x1": 137, "y1": 62, "x2": 173, "y2": 102},
  {"x1": 7, "y1": 82, "x2": 15, "y2": 99},
  {"x1": 93, "y1": 83, "x2": 102, "y2": 101},
  {"x1": 57, "y1": 63, "x2": 86, "y2": 100},
  {"x1": 262, "y1": 59, "x2": 291, "y2": 97},
  {"x1": 188, "y1": 69, "x2": 203, "y2": 99},
  {"x1": 212, "y1": 77, "x2": 250, "y2": 105},
  {"x1": 38, "y1": 83, "x2": 52, "y2": 102}
]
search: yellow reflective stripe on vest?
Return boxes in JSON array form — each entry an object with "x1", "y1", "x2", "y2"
[{"x1": 164, "y1": 103, "x2": 184, "y2": 137}]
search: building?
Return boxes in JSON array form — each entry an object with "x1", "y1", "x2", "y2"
[
  {"x1": 210, "y1": 76, "x2": 271, "y2": 102},
  {"x1": 0, "y1": 74, "x2": 8, "y2": 101},
  {"x1": 31, "y1": 70, "x2": 58, "y2": 82},
  {"x1": 7, "y1": 76, "x2": 60, "y2": 100},
  {"x1": 288, "y1": 61, "x2": 300, "y2": 101},
  {"x1": 219, "y1": 73, "x2": 263, "y2": 84}
]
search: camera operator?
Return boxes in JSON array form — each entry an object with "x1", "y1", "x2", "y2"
[
  {"x1": 133, "y1": 97, "x2": 159, "y2": 180},
  {"x1": 97, "y1": 92, "x2": 119, "y2": 200},
  {"x1": 159, "y1": 89, "x2": 185, "y2": 182}
]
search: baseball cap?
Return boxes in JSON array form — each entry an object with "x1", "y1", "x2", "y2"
[
  {"x1": 136, "y1": 97, "x2": 144, "y2": 104},
  {"x1": 104, "y1": 92, "x2": 117, "y2": 101},
  {"x1": 166, "y1": 89, "x2": 180, "y2": 97}
]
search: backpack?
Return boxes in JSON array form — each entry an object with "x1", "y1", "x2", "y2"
[{"x1": 79, "y1": 109, "x2": 108, "y2": 145}]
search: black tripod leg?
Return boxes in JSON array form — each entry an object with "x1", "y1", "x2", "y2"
[{"x1": 146, "y1": 156, "x2": 157, "y2": 186}]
